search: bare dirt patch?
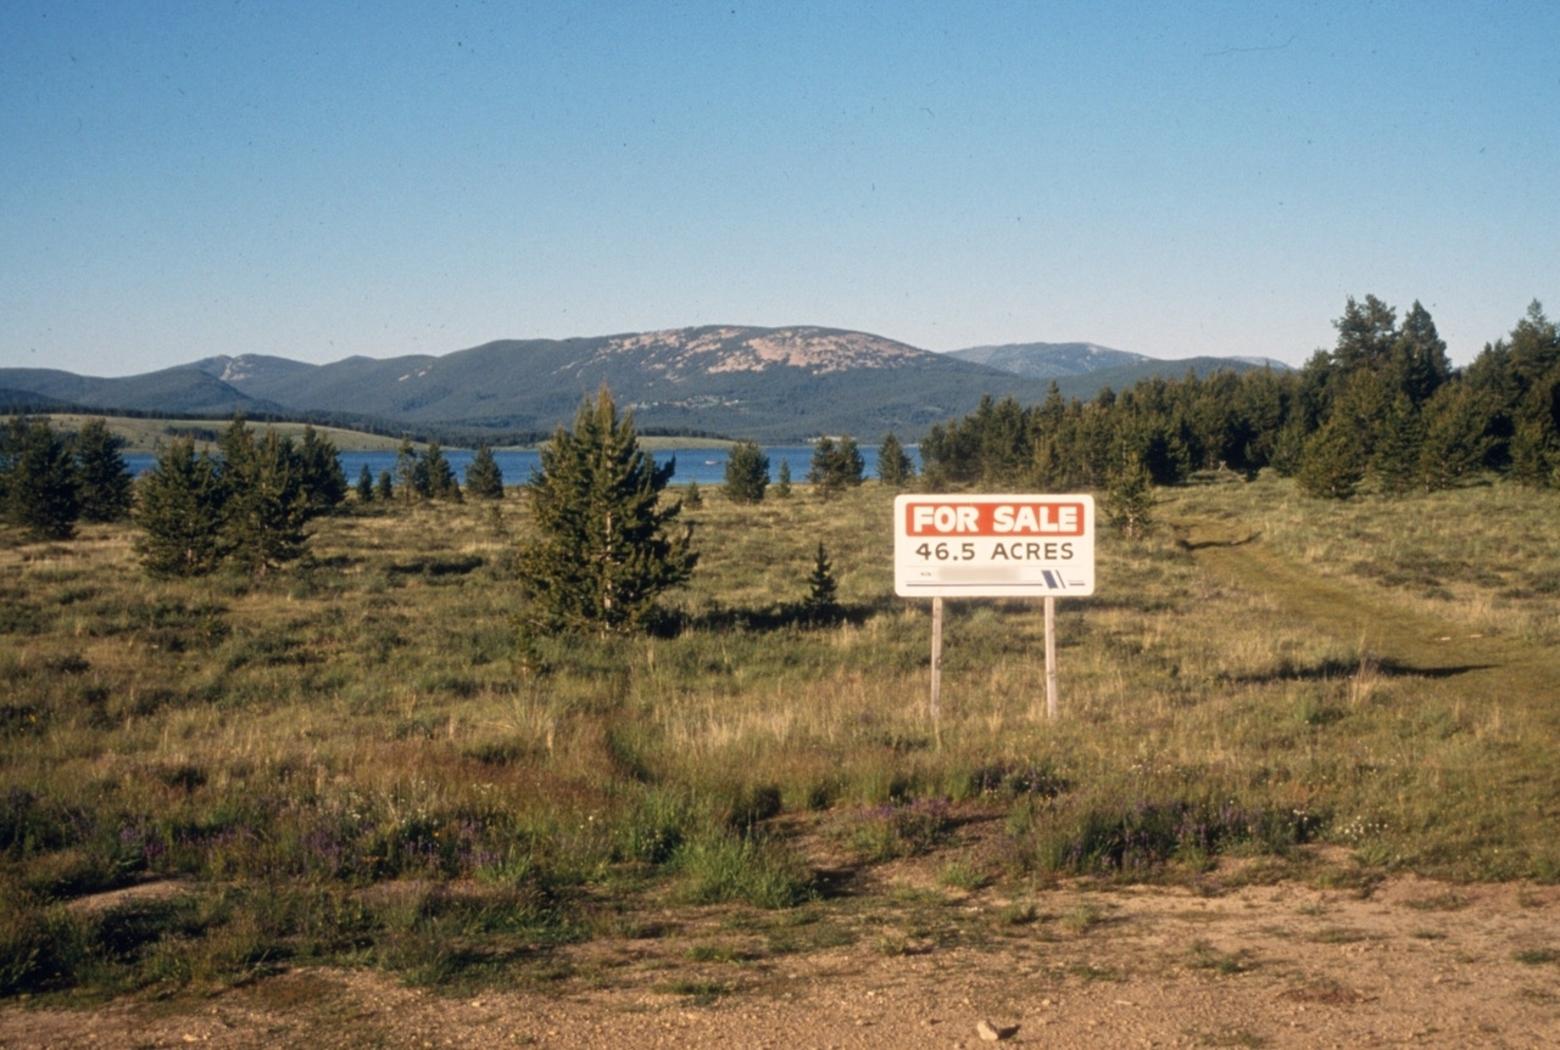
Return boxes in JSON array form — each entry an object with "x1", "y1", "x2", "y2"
[{"x1": 5, "y1": 871, "x2": 1557, "y2": 1049}]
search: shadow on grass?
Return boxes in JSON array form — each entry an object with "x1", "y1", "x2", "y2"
[
  {"x1": 385, "y1": 554, "x2": 485, "y2": 577},
  {"x1": 672, "y1": 596, "x2": 896, "y2": 635},
  {"x1": 1228, "y1": 657, "x2": 1494, "y2": 685},
  {"x1": 1176, "y1": 531, "x2": 1263, "y2": 551},
  {"x1": 809, "y1": 865, "x2": 866, "y2": 900}
]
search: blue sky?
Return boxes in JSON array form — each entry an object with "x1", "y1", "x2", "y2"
[{"x1": 3, "y1": 1, "x2": 1557, "y2": 376}]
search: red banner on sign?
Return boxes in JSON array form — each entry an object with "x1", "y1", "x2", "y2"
[{"x1": 902, "y1": 501, "x2": 1087, "y2": 537}]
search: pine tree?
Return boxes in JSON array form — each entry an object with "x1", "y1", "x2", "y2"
[
  {"x1": 73, "y1": 418, "x2": 133, "y2": 522},
  {"x1": 1392, "y1": 301, "x2": 1451, "y2": 405},
  {"x1": 684, "y1": 480, "x2": 704, "y2": 508},
  {"x1": 5, "y1": 419, "x2": 79, "y2": 539},
  {"x1": 876, "y1": 433, "x2": 913, "y2": 488},
  {"x1": 134, "y1": 438, "x2": 226, "y2": 576},
  {"x1": 807, "y1": 437, "x2": 837, "y2": 494},
  {"x1": 1371, "y1": 394, "x2": 1425, "y2": 496},
  {"x1": 297, "y1": 426, "x2": 347, "y2": 513},
  {"x1": 422, "y1": 442, "x2": 460, "y2": 500},
  {"x1": 835, "y1": 436, "x2": 865, "y2": 488},
  {"x1": 516, "y1": 387, "x2": 697, "y2": 633},
  {"x1": 1297, "y1": 417, "x2": 1366, "y2": 499},
  {"x1": 1331, "y1": 294, "x2": 1399, "y2": 375},
  {"x1": 217, "y1": 416, "x2": 256, "y2": 480},
  {"x1": 395, "y1": 439, "x2": 426, "y2": 500},
  {"x1": 356, "y1": 464, "x2": 375, "y2": 503},
  {"x1": 1030, "y1": 434, "x2": 1065, "y2": 489},
  {"x1": 1270, "y1": 418, "x2": 1309, "y2": 477},
  {"x1": 723, "y1": 440, "x2": 769, "y2": 503},
  {"x1": 375, "y1": 469, "x2": 394, "y2": 502},
  {"x1": 774, "y1": 459, "x2": 792, "y2": 498},
  {"x1": 1418, "y1": 384, "x2": 1490, "y2": 491},
  {"x1": 801, "y1": 542, "x2": 840, "y2": 624},
  {"x1": 465, "y1": 444, "x2": 505, "y2": 499},
  {"x1": 1102, "y1": 450, "x2": 1154, "y2": 538},
  {"x1": 808, "y1": 435, "x2": 864, "y2": 498},
  {"x1": 221, "y1": 429, "x2": 310, "y2": 576},
  {"x1": 0, "y1": 417, "x2": 23, "y2": 508}
]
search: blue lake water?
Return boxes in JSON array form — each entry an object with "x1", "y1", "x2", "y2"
[{"x1": 122, "y1": 445, "x2": 920, "y2": 487}]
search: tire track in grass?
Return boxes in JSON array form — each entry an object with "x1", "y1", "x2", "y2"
[{"x1": 1169, "y1": 516, "x2": 1560, "y2": 721}]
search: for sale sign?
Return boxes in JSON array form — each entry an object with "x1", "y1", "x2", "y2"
[{"x1": 893, "y1": 494, "x2": 1095, "y2": 597}]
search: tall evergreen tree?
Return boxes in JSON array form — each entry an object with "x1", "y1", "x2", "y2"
[
  {"x1": 1392, "y1": 301, "x2": 1451, "y2": 406},
  {"x1": 1371, "y1": 394, "x2": 1426, "y2": 495},
  {"x1": 1508, "y1": 418, "x2": 1558, "y2": 487},
  {"x1": 375, "y1": 469, "x2": 394, "y2": 502},
  {"x1": 222, "y1": 430, "x2": 310, "y2": 576},
  {"x1": 134, "y1": 438, "x2": 227, "y2": 576},
  {"x1": 0, "y1": 417, "x2": 24, "y2": 508},
  {"x1": 723, "y1": 440, "x2": 769, "y2": 503},
  {"x1": 1270, "y1": 418, "x2": 1309, "y2": 477},
  {"x1": 1030, "y1": 433, "x2": 1066, "y2": 489},
  {"x1": 297, "y1": 426, "x2": 348, "y2": 513},
  {"x1": 356, "y1": 463, "x2": 375, "y2": 503},
  {"x1": 807, "y1": 437, "x2": 836, "y2": 493},
  {"x1": 422, "y1": 441, "x2": 460, "y2": 500},
  {"x1": 876, "y1": 433, "x2": 913, "y2": 488},
  {"x1": 808, "y1": 435, "x2": 864, "y2": 498},
  {"x1": 1328, "y1": 369, "x2": 1392, "y2": 466},
  {"x1": 1418, "y1": 384, "x2": 1490, "y2": 491},
  {"x1": 1504, "y1": 302, "x2": 1560, "y2": 487},
  {"x1": 395, "y1": 438, "x2": 426, "y2": 500},
  {"x1": 516, "y1": 388, "x2": 697, "y2": 633},
  {"x1": 217, "y1": 416, "x2": 256, "y2": 480},
  {"x1": 465, "y1": 444, "x2": 505, "y2": 499},
  {"x1": 1331, "y1": 294, "x2": 1399, "y2": 375},
  {"x1": 1297, "y1": 417, "x2": 1365, "y2": 499},
  {"x1": 1102, "y1": 450, "x2": 1154, "y2": 538},
  {"x1": 73, "y1": 418, "x2": 133, "y2": 522},
  {"x1": 774, "y1": 459, "x2": 792, "y2": 498},
  {"x1": 5, "y1": 419, "x2": 79, "y2": 539}
]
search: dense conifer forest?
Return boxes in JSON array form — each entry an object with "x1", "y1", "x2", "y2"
[{"x1": 919, "y1": 297, "x2": 1560, "y2": 497}]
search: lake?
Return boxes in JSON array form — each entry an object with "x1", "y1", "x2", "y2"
[{"x1": 122, "y1": 445, "x2": 921, "y2": 487}]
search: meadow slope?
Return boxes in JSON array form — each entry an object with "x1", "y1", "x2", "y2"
[{"x1": 1, "y1": 474, "x2": 1557, "y2": 1045}]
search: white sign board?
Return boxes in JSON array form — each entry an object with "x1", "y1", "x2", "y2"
[{"x1": 893, "y1": 494, "x2": 1095, "y2": 598}]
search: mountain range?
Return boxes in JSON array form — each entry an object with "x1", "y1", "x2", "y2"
[{"x1": 1, "y1": 327, "x2": 1287, "y2": 442}]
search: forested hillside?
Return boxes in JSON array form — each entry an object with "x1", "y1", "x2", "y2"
[{"x1": 920, "y1": 297, "x2": 1560, "y2": 497}]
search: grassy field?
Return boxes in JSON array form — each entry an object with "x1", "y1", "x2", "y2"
[
  {"x1": 24, "y1": 414, "x2": 735, "y2": 453},
  {"x1": 31, "y1": 414, "x2": 414, "y2": 453},
  {"x1": 1, "y1": 472, "x2": 1556, "y2": 1001}
]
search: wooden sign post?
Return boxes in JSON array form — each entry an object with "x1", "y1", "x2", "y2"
[
  {"x1": 1044, "y1": 594, "x2": 1058, "y2": 720},
  {"x1": 893, "y1": 495, "x2": 1095, "y2": 723},
  {"x1": 930, "y1": 595, "x2": 943, "y2": 723}
]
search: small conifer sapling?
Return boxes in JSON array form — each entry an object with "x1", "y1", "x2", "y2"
[{"x1": 802, "y1": 541, "x2": 841, "y2": 624}]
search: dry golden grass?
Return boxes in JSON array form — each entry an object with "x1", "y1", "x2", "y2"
[{"x1": 1, "y1": 472, "x2": 1556, "y2": 997}]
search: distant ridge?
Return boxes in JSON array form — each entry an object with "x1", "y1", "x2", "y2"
[
  {"x1": 2, "y1": 326, "x2": 1287, "y2": 442},
  {"x1": 944, "y1": 341, "x2": 1145, "y2": 379},
  {"x1": 0, "y1": 365, "x2": 274, "y2": 416},
  {"x1": 1049, "y1": 355, "x2": 1290, "y2": 401}
]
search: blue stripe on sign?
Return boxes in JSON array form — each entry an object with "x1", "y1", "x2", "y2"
[{"x1": 1041, "y1": 570, "x2": 1057, "y2": 589}]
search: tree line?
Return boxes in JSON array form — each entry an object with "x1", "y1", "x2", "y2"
[
  {"x1": 0, "y1": 418, "x2": 133, "y2": 539},
  {"x1": 0, "y1": 417, "x2": 513, "y2": 575},
  {"x1": 917, "y1": 297, "x2": 1560, "y2": 498}
]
